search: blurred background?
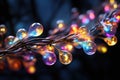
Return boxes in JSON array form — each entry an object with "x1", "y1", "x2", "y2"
[{"x1": 0, "y1": 0, "x2": 120, "y2": 80}]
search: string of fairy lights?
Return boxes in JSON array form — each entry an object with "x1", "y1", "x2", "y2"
[{"x1": 0, "y1": 0, "x2": 120, "y2": 74}]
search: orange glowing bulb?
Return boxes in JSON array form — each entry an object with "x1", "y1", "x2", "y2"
[
  {"x1": 27, "y1": 65, "x2": 36, "y2": 74},
  {"x1": 78, "y1": 27, "x2": 88, "y2": 35},
  {"x1": 69, "y1": 24, "x2": 79, "y2": 34},
  {"x1": 59, "y1": 50, "x2": 72, "y2": 65},
  {"x1": 104, "y1": 36, "x2": 117, "y2": 46}
]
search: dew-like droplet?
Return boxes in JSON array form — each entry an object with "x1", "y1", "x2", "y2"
[
  {"x1": 42, "y1": 51, "x2": 56, "y2": 66},
  {"x1": 16, "y1": 28, "x2": 28, "y2": 40},
  {"x1": 82, "y1": 41, "x2": 96, "y2": 55},
  {"x1": 28, "y1": 23, "x2": 43, "y2": 37},
  {"x1": 104, "y1": 36, "x2": 117, "y2": 46},
  {"x1": 59, "y1": 50, "x2": 72, "y2": 65},
  {"x1": 5, "y1": 36, "x2": 15, "y2": 48}
]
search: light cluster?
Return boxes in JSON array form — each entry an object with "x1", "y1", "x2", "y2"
[{"x1": 0, "y1": 0, "x2": 120, "y2": 74}]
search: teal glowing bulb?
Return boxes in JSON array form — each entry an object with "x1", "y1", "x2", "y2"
[{"x1": 82, "y1": 41, "x2": 96, "y2": 55}]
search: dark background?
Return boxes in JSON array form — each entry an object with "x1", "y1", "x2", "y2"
[{"x1": 0, "y1": 0, "x2": 120, "y2": 80}]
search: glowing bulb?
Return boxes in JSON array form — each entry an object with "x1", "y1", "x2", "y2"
[
  {"x1": 82, "y1": 41, "x2": 96, "y2": 55},
  {"x1": 28, "y1": 23, "x2": 43, "y2": 37},
  {"x1": 113, "y1": 3, "x2": 118, "y2": 9},
  {"x1": 56, "y1": 20, "x2": 65, "y2": 30},
  {"x1": 97, "y1": 45, "x2": 107, "y2": 53},
  {"x1": 5, "y1": 36, "x2": 15, "y2": 48},
  {"x1": 0, "y1": 24, "x2": 7, "y2": 35},
  {"x1": 9, "y1": 59, "x2": 21, "y2": 71},
  {"x1": 104, "y1": 36, "x2": 117, "y2": 46},
  {"x1": 23, "y1": 52, "x2": 35, "y2": 62},
  {"x1": 69, "y1": 24, "x2": 79, "y2": 34},
  {"x1": 79, "y1": 15, "x2": 89, "y2": 24},
  {"x1": 115, "y1": 15, "x2": 120, "y2": 21},
  {"x1": 61, "y1": 44, "x2": 73, "y2": 52},
  {"x1": 59, "y1": 50, "x2": 72, "y2": 65},
  {"x1": 46, "y1": 45, "x2": 54, "y2": 52},
  {"x1": 110, "y1": 0, "x2": 115, "y2": 4},
  {"x1": 78, "y1": 27, "x2": 88, "y2": 35},
  {"x1": 16, "y1": 28, "x2": 28, "y2": 40},
  {"x1": 87, "y1": 10, "x2": 95, "y2": 20},
  {"x1": 42, "y1": 51, "x2": 56, "y2": 66},
  {"x1": 27, "y1": 65, "x2": 36, "y2": 74},
  {"x1": 104, "y1": 4, "x2": 110, "y2": 12}
]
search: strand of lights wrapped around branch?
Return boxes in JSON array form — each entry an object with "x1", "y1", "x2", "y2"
[{"x1": 0, "y1": 0, "x2": 120, "y2": 74}]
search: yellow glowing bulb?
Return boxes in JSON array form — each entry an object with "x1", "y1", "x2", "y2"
[
  {"x1": 110, "y1": 0, "x2": 115, "y2": 4},
  {"x1": 104, "y1": 36, "x2": 117, "y2": 46},
  {"x1": 36, "y1": 27, "x2": 43, "y2": 36},
  {"x1": 27, "y1": 65, "x2": 36, "y2": 74},
  {"x1": 113, "y1": 3, "x2": 118, "y2": 9},
  {"x1": 58, "y1": 23, "x2": 64, "y2": 29},
  {"x1": 65, "y1": 44, "x2": 74, "y2": 52},
  {"x1": 59, "y1": 50, "x2": 72, "y2": 65},
  {"x1": 97, "y1": 45, "x2": 107, "y2": 53},
  {"x1": 78, "y1": 27, "x2": 87, "y2": 35},
  {"x1": 46, "y1": 45, "x2": 54, "y2": 51},
  {"x1": 0, "y1": 25, "x2": 7, "y2": 35}
]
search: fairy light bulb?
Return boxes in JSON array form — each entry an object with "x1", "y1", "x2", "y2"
[
  {"x1": 97, "y1": 44, "x2": 108, "y2": 54},
  {"x1": 0, "y1": 24, "x2": 7, "y2": 35},
  {"x1": 78, "y1": 27, "x2": 88, "y2": 35},
  {"x1": 87, "y1": 10, "x2": 95, "y2": 20},
  {"x1": 28, "y1": 23, "x2": 43, "y2": 37},
  {"x1": 104, "y1": 4, "x2": 110, "y2": 12},
  {"x1": 42, "y1": 51, "x2": 56, "y2": 66},
  {"x1": 46, "y1": 45, "x2": 54, "y2": 52},
  {"x1": 110, "y1": 0, "x2": 115, "y2": 4},
  {"x1": 16, "y1": 28, "x2": 28, "y2": 40},
  {"x1": 8, "y1": 59, "x2": 21, "y2": 71},
  {"x1": 23, "y1": 52, "x2": 35, "y2": 62},
  {"x1": 5, "y1": 36, "x2": 15, "y2": 48},
  {"x1": 104, "y1": 36, "x2": 117, "y2": 46},
  {"x1": 113, "y1": 3, "x2": 118, "y2": 9},
  {"x1": 26, "y1": 65, "x2": 36, "y2": 74},
  {"x1": 56, "y1": 20, "x2": 65, "y2": 30},
  {"x1": 79, "y1": 14, "x2": 90, "y2": 24},
  {"x1": 69, "y1": 23, "x2": 79, "y2": 34},
  {"x1": 59, "y1": 50, "x2": 72, "y2": 65},
  {"x1": 82, "y1": 41, "x2": 96, "y2": 55},
  {"x1": 61, "y1": 43, "x2": 73, "y2": 52}
]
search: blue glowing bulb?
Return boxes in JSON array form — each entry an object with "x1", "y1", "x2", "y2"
[
  {"x1": 28, "y1": 23, "x2": 43, "y2": 37},
  {"x1": 82, "y1": 41, "x2": 96, "y2": 55},
  {"x1": 16, "y1": 28, "x2": 28, "y2": 40},
  {"x1": 42, "y1": 51, "x2": 56, "y2": 66}
]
